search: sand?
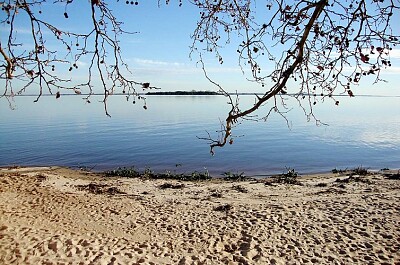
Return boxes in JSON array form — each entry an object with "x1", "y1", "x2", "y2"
[{"x1": 0, "y1": 166, "x2": 399, "y2": 264}]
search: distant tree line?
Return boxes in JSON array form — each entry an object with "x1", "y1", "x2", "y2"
[{"x1": 146, "y1": 91, "x2": 221, "y2": 95}]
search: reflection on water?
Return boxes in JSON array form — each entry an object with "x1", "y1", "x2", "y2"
[{"x1": 0, "y1": 95, "x2": 399, "y2": 175}]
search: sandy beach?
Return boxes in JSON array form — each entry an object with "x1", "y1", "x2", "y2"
[{"x1": 0, "y1": 166, "x2": 399, "y2": 264}]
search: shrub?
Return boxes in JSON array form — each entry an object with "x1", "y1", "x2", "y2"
[
  {"x1": 221, "y1": 171, "x2": 251, "y2": 181},
  {"x1": 104, "y1": 166, "x2": 211, "y2": 181},
  {"x1": 104, "y1": 167, "x2": 140, "y2": 178},
  {"x1": 272, "y1": 168, "x2": 302, "y2": 185}
]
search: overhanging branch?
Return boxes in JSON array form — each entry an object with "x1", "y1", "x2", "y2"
[{"x1": 208, "y1": 0, "x2": 328, "y2": 153}]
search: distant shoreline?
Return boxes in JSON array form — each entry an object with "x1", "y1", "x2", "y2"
[
  {"x1": 145, "y1": 91, "x2": 222, "y2": 96},
  {"x1": 8, "y1": 92, "x2": 400, "y2": 97}
]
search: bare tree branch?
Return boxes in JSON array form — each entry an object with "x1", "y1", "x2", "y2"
[
  {"x1": 1, "y1": 0, "x2": 399, "y2": 154},
  {"x1": 190, "y1": 0, "x2": 400, "y2": 153},
  {"x1": 0, "y1": 0, "x2": 160, "y2": 113}
]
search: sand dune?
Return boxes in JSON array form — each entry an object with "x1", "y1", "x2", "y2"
[{"x1": 1, "y1": 166, "x2": 399, "y2": 264}]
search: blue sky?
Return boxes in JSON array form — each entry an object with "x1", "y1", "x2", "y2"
[{"x1": 1, "y1": 1, "x2": 400, "y2": 96}]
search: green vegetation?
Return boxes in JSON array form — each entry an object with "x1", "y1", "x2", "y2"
[
  {"x1": 331, "y1": 168, "x2": 345, "y2": 174},
  {"x1": 104, "y1": 167, "x2": 141, "y2": 178},
  {"x1": 350, "y1": 166, "x2": 370, "y2": 176},
  {"x1": 332, "y1": 166, "x2": 371, "y2": 176},
  {"x1": 334, "y1": 176, "x2": 372, "y2": 185},
  {"x1": 221, "y1": 171, "x2": 253, "y2": 181},
  {"x1": 104, "y1": 167, "x2": 211, "y2": 181},
  {"x1": 104, "y1": 165, "x2": 395, "y2": 184},
  {"x1": 271, "y1": 168, "x2": 302, "y2": 185},
  {"x1": 383, "y1": 171, "x2": 400, "y2": 180},
  {"x1": 386, "y1": 174, "x2": 400, "y2": 180}
]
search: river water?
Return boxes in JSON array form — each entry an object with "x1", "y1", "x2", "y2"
[{"x1": 1, "y1": 95, "x2": 399, "y2": 176}]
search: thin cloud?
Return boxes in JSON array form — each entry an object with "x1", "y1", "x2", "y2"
[
  {"x1": 387, "y1": 48, "x2": 400, "y2": 59},
  {"x1": 0, "y1": 27, "x2": 27, "y2": 34},
  {"x1": 379, "y1": 66, "x2": 400, "y2": 74},
  {"x1": 0, "y1": 26, "x2": 55, "y2": 35},
  {"x1": 134, "y1": 58, "x2": 185, "y2": 67},
  {"x1": 76, "y1": 61, "x2": 88, "y2": 67},
  {"x1": 361, "y1": 48, "x2": 400, "y2": 60},
  {"x1": 132, "y1": 58, "x2": 244, "y2": 75}
]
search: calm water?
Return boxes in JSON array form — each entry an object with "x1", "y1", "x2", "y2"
[{"x1": 1, "y1": 95, "x2": 399, "y2": 176}]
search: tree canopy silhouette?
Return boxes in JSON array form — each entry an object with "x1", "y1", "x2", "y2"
[{"x1": 1, "y1": 0, "x2": 399, "y2": 153}]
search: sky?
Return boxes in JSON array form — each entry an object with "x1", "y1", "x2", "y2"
[{"x1": 1, "y1": 0, "x2": 400, "y2": 96}]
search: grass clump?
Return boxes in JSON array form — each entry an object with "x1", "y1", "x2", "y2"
[
  {"x1": 158, "y1": 170, "x2": 212, "y2": 181},
  {"x1": 332, "y1": 166, "x2": 370, "y2": 176},
  {"x1": 350, "y1": 166, "x2": 369, "y2": 176},
  {"x1": 182, "y1": 170, "x2": 212, "y2": 181},
  {"x1": 105, "y1": 167, "x2": 140, "y2": 178},
  {"x1": 333, "y1": 166, "x2": 373, "y2": 186},
  {"x1": 386, "y1": 174, "x2": 400, "y2": 180},
  {"x1": 335, "y1": 175, "x2": 372, "y2": 185},
  {"x1": 271, "y1": 168, "x2": 302, "y2": 185},
  {"x1": 104, "y1": 166, "x2": 211, "y2": 181},
  {"x1": 383, "y1": 171, "x2": 400, "y2": 180},
  {"x1": 332, "y1": 168, "x2": 347, "y2": 174},
  {"x1": 221, "y1": 171, "x2": 253, "y2": 181}
]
